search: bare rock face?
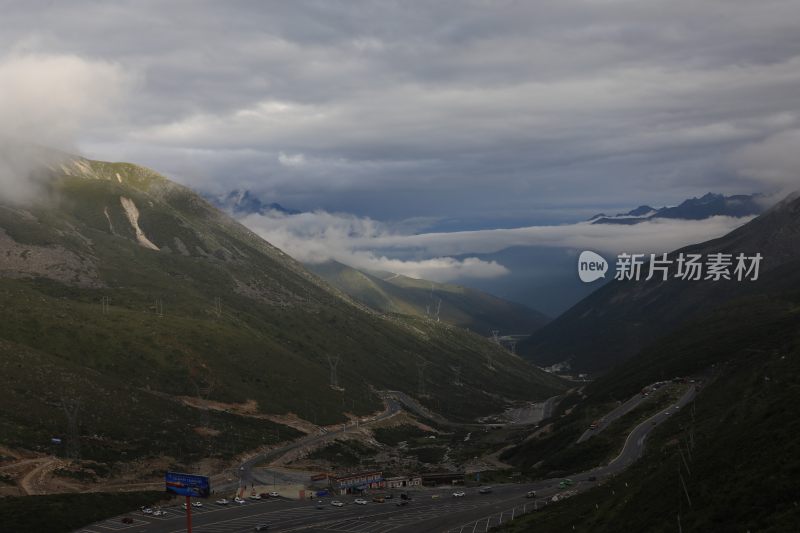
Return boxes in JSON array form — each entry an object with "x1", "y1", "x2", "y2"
[{"x1": 0, "y1": 228, "x2": 102, "y2": 288}]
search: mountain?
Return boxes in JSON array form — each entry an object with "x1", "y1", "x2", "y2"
[
  {"x1": 207, "y1": 189, "x2": 300, "y2": 216},
  {"x1": 590, "y1": 192, "x2": 764, "y2": 225},
  {"x1": 307, "y1": 260, "x2": 549, "y2": 335},
  {"x1": 500, "y1": 289, "x2": 800, "y2": 532},
  {"x1": 0, "y1": 152, "x2": 565, "y2": 465},
  {"x1": 519, "y1": 191, "x2": 800, "y2": 372}
]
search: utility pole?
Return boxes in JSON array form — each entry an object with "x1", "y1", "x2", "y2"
[
  {"x1": 101, "y1": 296, "x2": 110, "y2": 315},
  {"x1": 452, "y1": 365, "x2": 462, "y2": 386},
  {"x1": 509, "y1": 341, "x2": 516, "y2": 355},
  {"x1": 417, "y1": 359, "x2": 429, "y2": 397}
]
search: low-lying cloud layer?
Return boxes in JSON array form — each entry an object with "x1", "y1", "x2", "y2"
[{"x1": 241, "y1": 209, "x2": 751, "y2": 282}]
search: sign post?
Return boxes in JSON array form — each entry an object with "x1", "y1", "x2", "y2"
[
  {"x1": 186, "y1": 495, "x2": 192, "y2": 533},
  {"x1": 165, "y1": 472, "x2": 210, "y2": 533}
]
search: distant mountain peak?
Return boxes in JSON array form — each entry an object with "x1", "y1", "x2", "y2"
[
  {"x1": 206, "y1": 189, "x2": 300, "y2": 216},
  {"x1": 590, "y1": 192, "x2": 764, "y2": 225}
]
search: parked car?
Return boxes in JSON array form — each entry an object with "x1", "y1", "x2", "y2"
[
  {"x1": 396, "y1": 500, "x2": 409, "y2": 507},
  {"x1": 331, "y1": 500, "x2": 344, "y2": 507},
  {"x1": 269, "y1": 491, "x2": 280, "y2": 498},
  {"x1": 192, "y1": 501, "x2": 203, "y2": 508},
  {"x1": 122, "y1": 516, "x2": 134, "y2": 524},
  {"x1": 216, "y1": 498, "x2": 230, "y2": 505},
  {"x1": 254, "y1": 525, "x2": 270, "y2": 531},
  {"x1": 479, "y1": 487, "x2": 493, "y2": 494},
  {"x1": 452, "y1": 491, "x2": 466, "y2": 497},
  {"x1": 354, "y1": 498, "x2": 368, "y2": 505},
  {"x1": 234, "y1": 497, "x2": 246, "y2": 504},
  {"x1": 588, "y1": 476, "x2": 597, "y2": 482},
  {"x1": 525, "y1": 490, "x2": 536, "y2": 498},
  {"x1": 372, "y1": 496, "x2": 385, "y2": 503},
  {"x1": 249, "y1": 494, "x2": 262, "y2": 500},
  {"x1": 315, "y1": 500, "x2": 325, "y2": 509},
  {"x1": 142, "y1": 507, "x2": 153, "y2": 514}
]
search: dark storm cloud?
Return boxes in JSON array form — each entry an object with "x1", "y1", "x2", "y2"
[{"x1": 2, "y1": 0, "x2": 800, "y2": 221}]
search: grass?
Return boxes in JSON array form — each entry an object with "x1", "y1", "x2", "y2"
[
  {"x1": 372, "y1": 425, "x2": 433, "y2": 446},
  {"x1": 498, "y1": 295, "x2": 800, "y2": 531},
  {"x1": 307, "y1": 441, "x2": 378, "y2": 468},
  {"x1": 0, "y1": 158, "x2": 566, "y2": 463},
  {"x1": 0, "y1": 491, "x2": 169, "y2": 533}
]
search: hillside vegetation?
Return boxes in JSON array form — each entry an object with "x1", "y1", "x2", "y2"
[
  {"x1": 308, "y1": 260, "x2": 549, "y2": 335},
  {"x1": 0, "y1": 155, "x2": 565, "y2": 464}
]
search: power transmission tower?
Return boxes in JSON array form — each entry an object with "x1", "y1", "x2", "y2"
[
  {"x1": 214, "y1": 297, "x2": 222, "y2": 318},
  {"x1": 491, "y1": 330, "x2": 500, "y2": 344},
  {"x1": 509, "y1": 341, "x2": 517, "y2": 355},
  {"x1": 101, "y1": 296, "x2": 110, "y2": 315},
  {"x1": 154, "y1": 298, "x2": 164, "y2": 317},
  {"x1": 435, "y1": 299, "x2": 442, "y2": 322},
  {"x1": 61, "y1": 397, "x2": 81, "y2": 460},
  {"x1": 417, "y1": 359, "x2": 429, "y2": 397},
  {"x1": 452, "y1": 365, "x2": 462, "y2": 386},
  {"x1": 327, "y1": 355, "x2": 342, "y2": 390}
]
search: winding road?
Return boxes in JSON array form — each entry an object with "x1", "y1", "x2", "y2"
[{"x1": 77, "y1": 385, "x2": 697, "y2": 532}]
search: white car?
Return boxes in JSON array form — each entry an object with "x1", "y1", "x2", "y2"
[
  {"x1": 354, "y1": 498, "x2": 368, "y2": 505},
  {"x1": 268, "y1": 491, "x2": 279, "y2": 498},
  {"x1": 152, "y1": 509, "x2": 166, "y2": 517},
  {"x1": 452, "y1": 491, "x2": 466, "y2": 497},
  {"x1": 234, "y1": 497, "x2": 246, "y2": 505},
  {"x1": 216, "y1": 498, "x2": 229, "y2": 505},
  {"x1": 249, "y1": 494, "x2": 262, "y2": 500},
  {"x1": 331, "y1": 500, "x2": 345, "y2": 507},
  {"x1": 142, "y1": 507, "x2": 153, "y2": 514},
  {"x1": 192, "y1": 501, "x2": 203, "y2": 508}
]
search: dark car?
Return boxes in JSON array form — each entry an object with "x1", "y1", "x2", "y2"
[
  {"x1": 588, "y1": 476, "x2": 597, "y2": 482},
  {"x1": 479, "y1": 487, "x2": 493, "y2": 494},
  {"x1": 121, "y1": 516, "x2": 134, "y2": 524},
  {"x1": 396, "y1": 500, "x2": 409, "y2": 507},
  {"x1": 254, "y1": 525, "x2": 270, "y2": 532}
]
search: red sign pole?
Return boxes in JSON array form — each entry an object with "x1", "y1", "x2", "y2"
[{"x1": 186, "y1": 495, "x2": 192, "y2": 533}]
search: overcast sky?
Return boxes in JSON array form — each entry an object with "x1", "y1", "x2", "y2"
[{"x1": 1, "y1": 1, "x2": 799, "y2": 295}]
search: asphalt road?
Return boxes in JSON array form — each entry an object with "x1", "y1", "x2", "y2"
[
  {"x1": 76, "y1": 386, "x2": 696, "y2": 533},
  {"x1": 576, "y1": 390, "x2": 650, "y2": 444}
]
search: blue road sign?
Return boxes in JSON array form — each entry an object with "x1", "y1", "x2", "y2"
[{"x1": 165, "y1": 472, "x2": 211, "y2": 498}]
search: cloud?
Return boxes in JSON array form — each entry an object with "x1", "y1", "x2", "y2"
[
  {"x1": 0, "y1": 53, "x2": 132, "y2": 202},
  {"x1": 731, "y1": 129, "x2": 800, "y2": 191},
  {"x1": 0, "y1": 53, "x2": 131, "y2": 148},
  {"x1": 239, "y1": 209, "x2": 751, "y2": 282},
  {"x1": 2, "y1": 2, "x2": 799, "y2": 219},
  {"x1": 239, "y1": 210, "x2": 508, "y2": 281}
]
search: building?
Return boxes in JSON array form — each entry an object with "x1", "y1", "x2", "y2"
[
  {"x1": 421, "y1": 472, "x2": 465, "y2": 486},
  {"x1": 329, "y1": 471, "x2": 384, "y2": 495},
  {"x1": 384, "y1": 475, "x2": 422, "y2": 489}
]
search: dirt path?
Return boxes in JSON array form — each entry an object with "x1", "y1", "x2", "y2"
[{"x1": 19, "y1": 457, "x2": 69, "y2": 495}]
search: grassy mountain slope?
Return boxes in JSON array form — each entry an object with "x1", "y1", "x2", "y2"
[
  {"x1": 502, "y1": 291, "x2": 800, "y2": 532},
  {"x1": 519, "y1": 192, "x2": 800, "y2": 372},
  {"x1": 307, "y1": 260, "x2": 549, "y2": 335},
  {"x1": 0, "y1": 155, "x2": 565, "y2": 463}
]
